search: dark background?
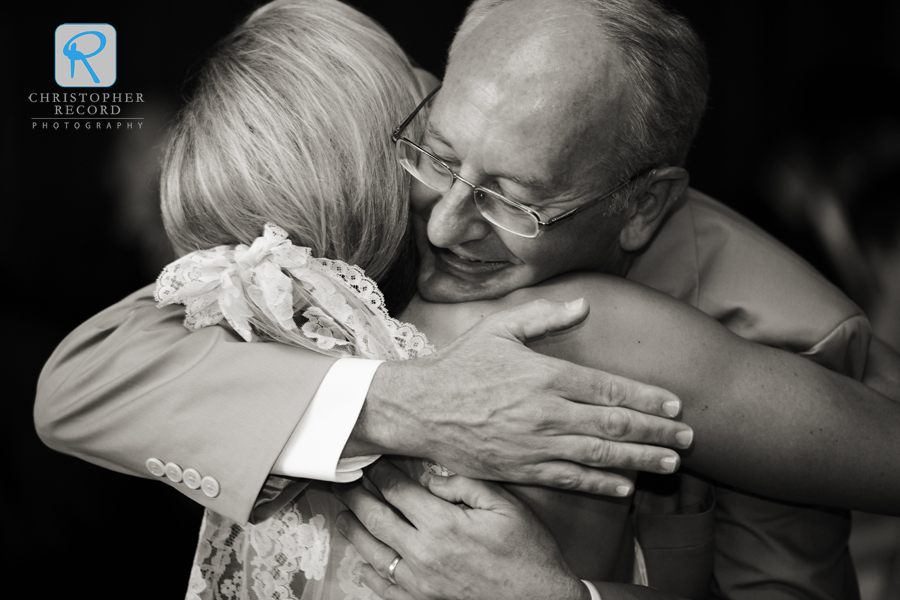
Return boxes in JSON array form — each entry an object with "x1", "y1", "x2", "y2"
[{"x1": 5, "y1": 1, "x2": 899, "y2": 598}]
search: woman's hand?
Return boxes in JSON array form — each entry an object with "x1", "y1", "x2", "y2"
[{"x1": 334, "y1": 460, "x2": 590, "y2": 600}]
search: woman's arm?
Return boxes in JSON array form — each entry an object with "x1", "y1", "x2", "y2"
[
  {"x1": 408, "y1": 273, "x2": 900, "y2": 514},
  {"x1": 533, "y1": 275, "x2": 900, "y2": 514}
]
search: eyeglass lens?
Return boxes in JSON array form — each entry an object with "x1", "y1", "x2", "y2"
[
  {"x1": 473, "y1": 192, "x2": 539, "y2": 237},
  {"x1": 396, "y1": 139, "x2": 539, "y2": 237},
  {"x1": 397, "y1": 139, "x2": 453, "y2": 193}
]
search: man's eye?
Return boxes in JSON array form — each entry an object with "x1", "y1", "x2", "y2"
[
  {"x1": 485, "y1": 181, "x2": 508, "y2": 196},
  {"x1": 425, "y1": 148, "x2": 457, "y2": 166},
  {"x1": 486, "y1": 183, "x2": 537, "y2": 207}
]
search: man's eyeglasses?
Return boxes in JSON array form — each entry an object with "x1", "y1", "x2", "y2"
[{"x1": 391, "y1": 85, "x2": 651, "y2": 239}]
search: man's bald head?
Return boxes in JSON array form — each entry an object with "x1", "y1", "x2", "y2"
[
  {"x1": 449, "y1": 0, "x2": 708, "y2": 183},
  {"x1": 441, "y1": 0, "x2": 630, "y2": 187}
]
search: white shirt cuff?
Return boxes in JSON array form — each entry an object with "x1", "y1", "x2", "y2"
[
  {"x1": 272, "y1": 357, "x2": 383, "y2": 482},
  {"x1": 582, "y1": 580, "x2": 601, "y2": 600}
]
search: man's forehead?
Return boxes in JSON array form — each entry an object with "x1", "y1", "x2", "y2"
[
  {"x1": 426, "y1": 88, "x2": 573, "y2": 181},
  {"x1": 438, "y1": 3, "x2": 626, "y2": 157},
  {"x1": 428, "y1": 53, "x2": 627, "y2": 193}
]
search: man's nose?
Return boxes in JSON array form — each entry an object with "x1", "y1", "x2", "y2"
[{"x1": 426, "y1": 180, "x2": 493, "y2": 248}]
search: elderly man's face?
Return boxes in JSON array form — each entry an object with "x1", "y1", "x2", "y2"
[{"x1": 412, "y1": 0, "x2": 635, "y2": 303}]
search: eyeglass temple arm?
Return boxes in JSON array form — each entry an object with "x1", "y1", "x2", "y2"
[
  {"x1": 539, "y1": 168, "x2": 657, "y2": 227},
  {"x1": 392, "y1": 85, "x2": 443, "y2": 141}
]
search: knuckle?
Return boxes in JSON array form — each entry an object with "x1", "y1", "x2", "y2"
[
  {"x1": 530, "y1": 358, "x2": 560, "y2": 387},
  {"x1": 575, "y1": 471, "x2": 609, "y2": 495},
  {"x1": 527, "y1": 403, "x2": 557, "y2": 431},
  {"x1": 377, "y1": 473, "x2": 403, "y2": 499},
  {"x1": 417, "y1": 544, "x2": 439, "y2": 569},
  {"x1": 652, "y1": 421, "x2": 676, "y2": 445},
  {"x1": 602, "y1": 407, "x2": 632, "y2": 439},
  {"x1": 435, "y1": 513, "x2": 459, "y2": 538},
  {"x1": 596, "y1": 376, "x2": 628, "y2": 406},
  {"x1": 587, "y1": 438, "x2": 612, "y2": 465},
  {"x1": 514, "y1": 463, "x2": 542, "y2": 486},
  {"x1": 636, "y1": 416, "x2": 670, "y2": 445},
  {"x1": 551, "y1": 467, "x2": 583, "y2": 490},
  {"x1": 414, "y1": 541, "x2": 449, "y2": 575},
  {"x1": 362, "y1": 505, "x2": 388, "y2": 535}
]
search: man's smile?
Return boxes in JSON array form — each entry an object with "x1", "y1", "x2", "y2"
[{"x1": 431, "y1": 245, "x2": 512, "y2": 277}]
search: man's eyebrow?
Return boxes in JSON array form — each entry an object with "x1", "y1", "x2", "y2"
[
  {"x1": 502, "y1": 173, "x2": 555, "y2": 197},
  {"x1": 425, "y1": 121, "x2": 451, "y2": 147}
]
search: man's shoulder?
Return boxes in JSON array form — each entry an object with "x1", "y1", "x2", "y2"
[
  {"x1": 628, "y1": 188, "x2": 870, "y2": 373},
  {"x1": 629, "y1": 187, "x2": 842, "y2": 306},
  {"x1": 679, "y1": 189, "x2": 858, "y2": 315},
  {"x1": 683, "y1": 189, "x2": 842, "y2": 287}
]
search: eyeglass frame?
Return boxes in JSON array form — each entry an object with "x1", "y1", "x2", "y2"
[{"x1": 391, "y1": 84, "x2": 655, "y2": 238}]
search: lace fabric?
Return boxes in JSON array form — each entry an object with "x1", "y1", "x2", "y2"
[
  {"x1": 158, "y1": 225, "x2": 439, "y2": 600},
  {"x1": 155, "y1": 224, "x2": 431, "y2": 361}
]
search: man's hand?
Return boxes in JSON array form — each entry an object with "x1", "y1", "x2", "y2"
[
  {"x1": 334, "y1": 460, "x2": 590, "y2": 600},
  {"x1": 347, "y1": 299, "x2": 693, "y2": 496}
]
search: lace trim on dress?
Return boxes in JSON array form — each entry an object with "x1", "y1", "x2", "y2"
[{"x1": 155, "y1": 224, "x2": 432, "y2": 360}]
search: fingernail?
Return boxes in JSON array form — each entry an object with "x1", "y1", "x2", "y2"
[
  {"x1": 616, "y1": 485, "x2": 632, "y2": 497},
  {"x1": 564, "y1": 298, "x2": 584, "y2": 311},
  {"x1": 675, "y1": 429, "x2": 694, "y2": 448},
  {"x1": 663, "y1": 399, "x2": 681, "y2": 417},
  {"x1": 429, "y1": 474, "x2": 447, "y2": 486},
  {"x1": 660, "y1": 456, "x2": 678, "y2": 473},
  {"x1": 335, "y1": 513, "x2": 347, "y2": 534}
]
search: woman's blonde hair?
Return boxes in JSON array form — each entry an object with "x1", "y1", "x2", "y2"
[{"x1": 161, "y1": 0, "x2": 425, "y2": 291}]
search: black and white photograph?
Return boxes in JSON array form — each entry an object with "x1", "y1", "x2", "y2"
[{"x1": 7, "y1": 1, "x2": 900, "y2": 599}]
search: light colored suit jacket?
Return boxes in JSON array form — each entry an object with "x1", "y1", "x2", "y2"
[
  {"x1": 626, "y1": 190, "x2": 868, "y2": 600},
  {"x1": 35, "y1": 188, "x2": 869, "y2": 599},
  {"x1": 36, "y1": 291, "x2": 337, "y2": 523}
]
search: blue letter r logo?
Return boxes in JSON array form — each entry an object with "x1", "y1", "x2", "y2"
[{"x1": 56, "y1": 24, "x2": 116, "y2": 87}]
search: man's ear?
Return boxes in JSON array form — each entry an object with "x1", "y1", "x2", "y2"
[{"x1": 619, "y1": 166, "x2": 689, "y2": 252}]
